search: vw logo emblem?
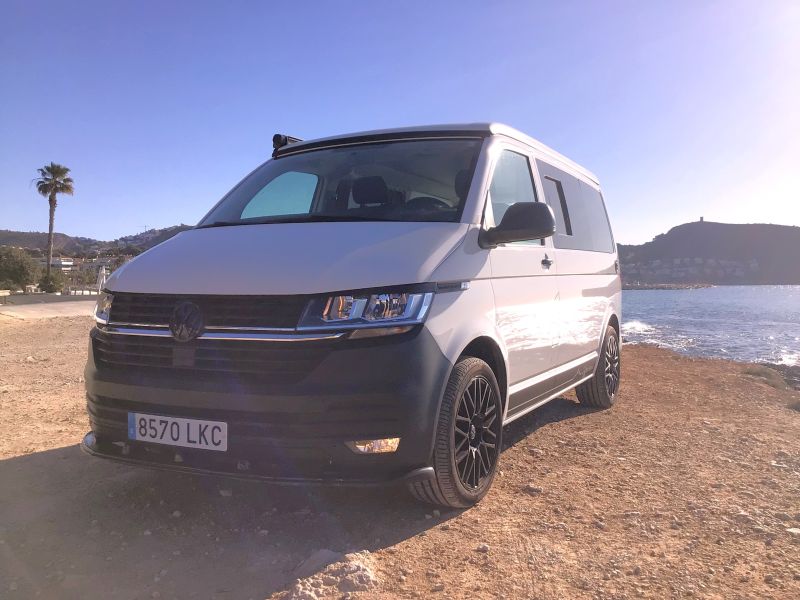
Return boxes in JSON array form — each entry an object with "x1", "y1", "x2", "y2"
[{"x1": 169, "y1": 301, "x2": 204, "y2": 342}]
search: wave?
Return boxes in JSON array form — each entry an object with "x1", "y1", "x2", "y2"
[
  {"x1": 777, "y1": 351, "x2": 800, "y2": 367},
  {"x1": 621, "y1": 320, "x2": 655, "y2": 335}
]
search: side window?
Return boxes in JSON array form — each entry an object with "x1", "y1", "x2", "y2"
[
  {"x1": 541, "y1": 176, "x2": 573, "y2": 236},
  {"x1": 536, "y1": 160, "x2": 614, "y2": 253},
  {"x1": 488, "y1": 150, "x2": 537, "y2": 225},
  {"x1": 240, "y1": 171, "x2": 319, "y2": 219}
]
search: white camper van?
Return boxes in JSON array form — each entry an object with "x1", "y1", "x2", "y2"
[{"x1": 83, "y1": 123, "x2": 621, "y2": 507}]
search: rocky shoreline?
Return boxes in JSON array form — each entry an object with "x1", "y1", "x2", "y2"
[{"x1": 768, "y1": 363, "x2": 800, "y2": 391}]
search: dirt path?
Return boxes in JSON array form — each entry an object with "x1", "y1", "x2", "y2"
[{"x1": 0, "y1": 317, "x2": 798, "y2": 599}]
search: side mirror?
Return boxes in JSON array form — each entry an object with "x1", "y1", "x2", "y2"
[{"x1": 481, "y1": 202, "x2": 556, "y2": 247}]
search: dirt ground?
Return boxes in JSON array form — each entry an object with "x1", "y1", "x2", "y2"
[{"x1": 1, "y1": 315, "x2": 798, "y2": 599}]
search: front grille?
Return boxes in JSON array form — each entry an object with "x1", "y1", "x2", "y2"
[
  {"x1": 109, "y1": 293, "x2": 308, "y2": 329},
  {"x1": 92, "y1": 330, "x2": 326, "y2": 384}
]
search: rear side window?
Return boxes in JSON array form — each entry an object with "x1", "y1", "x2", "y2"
[
  {"x1": 536, "y1": 160, "x2": 614, "y2": 253},
  {"x1": 241, "y1": 171, "x2": 319, "y2": 219}
]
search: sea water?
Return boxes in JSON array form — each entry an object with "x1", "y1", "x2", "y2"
[{"x1": 622, "y1": 285, "x2": 800, "y2": 366}]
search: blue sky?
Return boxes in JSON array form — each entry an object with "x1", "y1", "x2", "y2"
[{"x1": 1, "y1": 0, "x2": 798, "y2": 244}]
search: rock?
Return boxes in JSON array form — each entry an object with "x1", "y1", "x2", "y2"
[
  {"x1": 786, "y1": 527, "x2": 800, "y2": 537},
  {"x1": 524, "y1": 484, "x2": 543, "y2": 495},
  {"x1": 424, "y1": 514, "x2": 432, "y2": 520},
  {"x1": 25, "y1": 356, "x2": 36, "y2": 363},
  {"x1": 171, "y1": 510, "x2": 182, "y2": 518},
  {"x1": 294, "y1": 549, "x2": 344, "y2": 579},
  {"x1": 432, "y1": 509, "x2": 441, "y2": 518},
  {"x1": 476, "y1": 543, "x2": 490, "y2": 553},
  {"x1": 331, "y1": 553, "x2": 378, "y2": 592},
  {"x1": 431, "y1": 583, "x2": 445, "y2": 592}
]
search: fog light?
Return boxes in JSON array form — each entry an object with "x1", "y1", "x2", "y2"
[{"x1": 346, "y1": 437, "x2": 400, "y2": 454}]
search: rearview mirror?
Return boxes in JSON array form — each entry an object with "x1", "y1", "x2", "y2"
[{"x1": 481, "y1": 202, "x2": 556, "y2": 247}]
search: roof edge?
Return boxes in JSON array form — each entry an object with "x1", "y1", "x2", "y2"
[{"x1": 273, "y1": 122, "x2": 598, "y2": 184}]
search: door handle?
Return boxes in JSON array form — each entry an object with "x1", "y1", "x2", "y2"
[{"x1": 541, "y1": 254, "x2": 554, "y2": 269}]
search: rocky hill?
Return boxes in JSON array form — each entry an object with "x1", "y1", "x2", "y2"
[
  {"x1": 0, "y1": 225, "x2": 192, "y2": 256},
  {"x1": 619, "y1": 221, "x2": 800, "y2": 285}
]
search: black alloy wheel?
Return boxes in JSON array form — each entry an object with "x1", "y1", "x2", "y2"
[
  {"x1": 604, "y1": 333, "x2": 620, "y2": 397},
  {"x1": 407, "y1": 356, "x2": 503, "y2": 508},
  {"x1": 454, "y1": 374, "x2": 501, "y2": 490}
]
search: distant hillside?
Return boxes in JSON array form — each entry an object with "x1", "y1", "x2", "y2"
[
  {"x1": 0, "y1": 225, "x2": 192, "y2": 256},
  {"x1": 0, "y1": 230, "x2": 101, "y2": 255},
  {"x1": 619, "y1": 221, "x2": 800, "y2": 285}
]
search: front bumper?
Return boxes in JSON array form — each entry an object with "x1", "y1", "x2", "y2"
[
  {"x1": 84, "y1": 325, "x2": 451, "y2": 484},
  {"x1": 80, "y1": 432, "x2": 435, "y2": 486}
]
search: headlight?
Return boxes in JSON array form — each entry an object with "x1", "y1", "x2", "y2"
[
  {"x1": 299, "y1": 290, "x2": 434, "y2": 332},
  {"x1": 94, "y1": 291, "x2": 113, "y2": 324}
]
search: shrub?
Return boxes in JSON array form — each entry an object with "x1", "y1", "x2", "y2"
[
  {"x1": 0, "y1": 247, "x2": 39, "y2": 290},
  {"x1": 39, "y1": 271, "x2": 65, "y2": 293},
  {"x1": 742, "y1": 365, "x2": 788, "y2": 390}
]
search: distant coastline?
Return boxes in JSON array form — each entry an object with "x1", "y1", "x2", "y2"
[
  {"x1": 618, "y1": 221, "x2": 800, "y2": 286},
  {"x1": 622, "y1": 283, "x2": 712, "y2": 291}
]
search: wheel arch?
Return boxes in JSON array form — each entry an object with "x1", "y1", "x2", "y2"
[
  {"x1": 460, "y1": 335, "x2": 508, "y2": 413},
  {"x1": 607, "y1": 313, "x2": 620, "y2": 335}
]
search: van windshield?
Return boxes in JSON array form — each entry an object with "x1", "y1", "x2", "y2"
[{"x1": 197, "y1": 138, "x2": 483, "y2": 227}]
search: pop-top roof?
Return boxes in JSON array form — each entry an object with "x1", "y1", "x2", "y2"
[{"x1": 273, "y1": 122, "x2": 598, "y2": 184}]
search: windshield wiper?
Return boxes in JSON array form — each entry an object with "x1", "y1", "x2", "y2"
[
  {"x1": 195, "y1": 220, "x2": 243, "y2": 229},
  {"x1": 196, "y1": 214, "x2": 401, "y2": 229}
]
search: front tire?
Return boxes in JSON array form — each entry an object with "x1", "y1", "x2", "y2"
[
  {"x1": 408, "y1": 357, "x2": 503, "y2": 508},
  {"x1": 576, "y1": 324, "x2": 620, "y2": 408}
]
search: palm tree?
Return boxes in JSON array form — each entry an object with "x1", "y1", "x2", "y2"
[{"x1": 34, "y1": 163, "x2": 74, "y2": 279}]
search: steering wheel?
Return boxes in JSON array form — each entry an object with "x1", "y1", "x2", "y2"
[{"x1": 405, "y1": 196, "x2": 451, "y2": 211}]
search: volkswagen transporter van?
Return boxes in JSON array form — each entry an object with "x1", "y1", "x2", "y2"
[{"x1": 83, "y1": 123, "x2": 621, "y2": 507}]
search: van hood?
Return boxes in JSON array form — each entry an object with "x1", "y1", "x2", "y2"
[{"x1": 105, "y1": 222, "x2": 469, "y2": 295}]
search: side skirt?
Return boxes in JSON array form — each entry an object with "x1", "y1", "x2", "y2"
[{"x1": 503, "y1": 352, "x2": 597, "y2": 424}]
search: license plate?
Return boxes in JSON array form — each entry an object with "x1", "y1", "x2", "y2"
[{"x1": 128, "y1": 413, "x2": 228, "y2": 451}]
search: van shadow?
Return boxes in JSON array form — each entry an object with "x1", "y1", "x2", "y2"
[
  {"x1": 0, "y1": 400, "x2": 591, "y2": 599},
  {"x1": 502, "y1": 396, "x2": 599, "y2": 450}
]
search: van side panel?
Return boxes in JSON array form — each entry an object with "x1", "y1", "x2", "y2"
[
  {"x1": 551, "y1": 249, "x2": 621, "y2": 362},
  {"x1": 532, "y1": 158, "x2": 620, "y2": 365}
]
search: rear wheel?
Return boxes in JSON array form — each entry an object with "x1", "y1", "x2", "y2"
[
  {"x1": 408, "y1": 357, "x2": 503, "y2": 508},
  {"x1": 576, "y1": 324, "x2": 620, "y2": 408}
]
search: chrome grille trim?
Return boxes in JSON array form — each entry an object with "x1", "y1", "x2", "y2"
[{"x1": 101, "y1": 325, "x2": 344, "y2": 342}]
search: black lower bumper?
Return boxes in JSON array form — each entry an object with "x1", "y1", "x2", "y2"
[
  {"x1": 84, "y1": 326, "x2": 451, "y2": 485},
  {"x1": 80, "y1": 432, "x2": 435, "y2": 486}
]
